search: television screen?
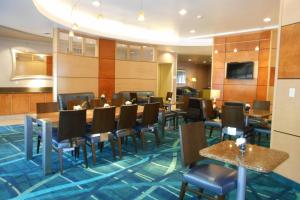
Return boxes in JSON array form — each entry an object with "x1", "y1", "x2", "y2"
[{"x1": 226, "y1": 62, "x2": 254, "y2": 79}]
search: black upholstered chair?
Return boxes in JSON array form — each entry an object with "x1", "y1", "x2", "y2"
[
  {"x1": 221, "y1": 105, "x2": 254, "y2": 142},
  {"x1": 111, "y1": 93, "x2": 125, "y2": 107},
  {"x1": 174, "y1": 95, "x2": 189, "y2": 128},
  {"x1": 90, "y1": 98, "x2": 107, "y2": 108},
  {"x1": 253, "y1": 100, "x2": 270, "y2": 110},
  {"x1": 85, "y1": 107, "x2": 116, "y2": 164},
  {"x1": 129, "y1": 92, "x2": 138, "y2": 104},
  {"x1": 203, "y1": 100, "x2": 222, "y2": 138},
  {"x1": 57, "y1": 92, "x2": 95, "y2": 110},
  {"x1": 52, "y1": 110, "x2": 88, "y2": 173},
  {"x1": 36, "y1": 102, "x2": 59, "y2": 154},
  {"x1": 67, "y1": 97, "x2": 90, "y2": 110},
  {"x1": 179, "y1": 122, "x2": 237, "y2": 200},
  {"x1": 186, "y1": 98, "x2": 205, "y2": 121},
  {"x1": 135, "y1": 103, "x2": 160, "y2": 149},
  {"x1": 150, "y1": 96, "x2": 176, "y2": 136},
  {"x1": 115, "y1": 104, "x2": 138, "y2": 158}
]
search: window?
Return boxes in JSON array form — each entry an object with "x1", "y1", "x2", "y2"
[
  {"x1": 177, "y1": 70, "x2": 186, "y2": 84},
  {"x1": 116, "y1": 42, "x2": 155, "y2": 61}
]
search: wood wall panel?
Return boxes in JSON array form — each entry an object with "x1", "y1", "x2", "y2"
[
  {"x1": 212, "y1": 68, "x2": 225, "y2": 85},
  {"x1": 115, "y1": 60, "x2": 157, "y2": 79},
  {"x1": 225, "y1": 32, "x2": 261, "y2": 43},
  {"x1": 278, "y1": 23, "x2": 300, "y2": 78},
  {"x1": 214, "y1": 44, "x2": 226, "y2": 53},
  {"x1": 213, "y1": 53, "x2": 225, "y2": 68},
  {"x1": 260, "y1": 40, "x2": 271, "y2": 50},
  {"x1": 269, "y1": 67, "x2": 275, "y2": 86},
  {"x1": 223, "y1": 85, "x2": 257, "y2": 103},
  {"x1": 46, "y1": 56, "x2": 53, "y2": 76},
  {"x1": 29, "y1": 93, "x2": 46, "y2": 112},
  {"x1": 225, "y1": 51, "x2": 258, "y2": 63},
  {"x1": 58, "y1": 77, "x2": 99, "y2": 96},
  {"x1": 214, "y1": 37, "x2": 226, "y2": 44},
  {"x1": 257, "y1": 68, "x2": 269, "y2": 85},
  {"x1": 115, "y1": 79, "x2": 157, "y2": 93},
  {"x1": 0, "y1": 94, "x2": 12, "y2": 115},
  {"x1": 11, "y1": 94, "x2": 30, "y2": 114},
  {"x1": 226, "y1": 41, "x2": 259, "y2": 52},
  {"x1": 223, "y1": 79, "x2": 257, "y2": 85},
  {"x1": 256, "y1": 85, "x2": 268, "y2": 100},
  {"x1": 99, "y1": 59, "x2": 115, "y2": 79},
  {"x1": 98, "y1": 39, "x2": 116, "y2": 97},
  {"x1": 259, "y1": 49, "x2": 270, "y2": 68}
]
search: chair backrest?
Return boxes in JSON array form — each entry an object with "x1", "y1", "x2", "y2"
[
  {"x1": 67, "y1": 97, "x2": 90, "y2": 110},
  {"x1": 58, "y1": 110, "x2": 86, "y2": 141},
  {"x1": 57, "y1": 92, "x2": 95, "y2": 110},
  {"x1": 130, "y1": 92, "x2": 138, "y2": 104},
  {"x1": 222, "y1": 105, "x2": 245, "y2": 129},
  {"x1": 92, "y1": 107, "x2": 116, "y2": 133},
  {"x1": 202, "y1": 99, "x2": 215, "y2": 120},
  {"x1": 149, "y1": 96, "x2": 164, "y2": 108},
  {"x1": 117, "y1": 104, "x2": 138, "y2": 130},
  {"x1": 179, "y1": 122, "x2": 207, "y2": 167},
  {"x1": 112, "y1": 93, "x2": 125, "y2": 107},
  {"x1": 187, "y1": 98, "x2": 205, "y2": 121},
  {"x1": 36, "y1": 102, "x2": 59, "y2": 114},
  {"x1": 224, "y1": 101, "x2": 245, "y2": 108},
  {"x1": 177, "y1": 95, "x2": 190, "y2": 112},
  {"x1": 142, "y1": 103, "x2": 160, "y2": 126},
  {"x1": 91, "y1": 98, "x2": 107, "y2": 108},
  {"x1": 253, "y1": 100, "x2": 270, "y2": 111},
  {"x1": 166, "y1": 92, "x2": 173, "y2": 101}
]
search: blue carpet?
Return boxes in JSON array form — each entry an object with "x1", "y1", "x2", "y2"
[{"x1": 0, "y1": 124, "x2": 299, "y2": 200}]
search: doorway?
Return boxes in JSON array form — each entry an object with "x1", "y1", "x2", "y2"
[{"x1": 158, "y1": 63, "x2": 173, "y2": 99}]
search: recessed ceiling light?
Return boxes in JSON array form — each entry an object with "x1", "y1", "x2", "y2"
[
  {"x1": 214, "y1": 50, "x2": 218, "y2": 54},
  {"x1": 138, "y1": 11, "x2": 145, "y2": 22},
  {"x1": 203, "y1": 60, "x2": 207, "y2": 64},
  {"x1": 190, "y1": 29, "x2": 196, "y2": 33},
  {"x1": 233, "y1": 48, "x2": 238, "y2": 53},
  {"x1": 197, "y1": 15, "x2": 202, "y2": 19},
  {"x1": 188, "y1": 58, "x2": 192, "y2": 62},
  {"x1": 72, "y1": 23, "x2": 79, "y2": 30},
  {"x1": 263, "y1": 17, "x2": 271, "y2": 23},
  {"x1": 92, "y1": 1, "x2": 100, "y2": 7},
  {"x1": 97, "y1": 14, "x2": 103, "y2": 20},
  {"x1": 69, "y1": 30, "x2": 74, "y2": 37},
  {"x1": 255, "y1": 46, "x2": 260, "y2": 51},
  {"x1": 179, "y1": 9, "x2": 187, "y2": 16}
]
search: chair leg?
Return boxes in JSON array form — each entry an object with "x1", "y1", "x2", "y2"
[
  {"x1": 258, "y1": 132, "x2": 261, "y2": 145},
  {"x1": 140, "y1": 131, "x2": 146, "y2": 150},
  {"x1": 162, "y1": 119, "x2": 166, "y2": 137},
  {"x1": 179, "y1": 182, "x2": 188, "y2": 200},
  {"x1": 117, "y1": 137, "x2": 122, "y2": 159},
  {"x1": 91, "y1": 143, "x2": 97, "y2": 165},
  {"x1": 197, "y1": 188, "x2": 204, "y2": 199},
  {"x1": 125, "y1": 136, "x2": 128, "y2": 146},
  {"x1": 37, "y1": 136, "x2": 41, "y2": 154},
  {"x1": 217, "y1": 195, "x2": 225, "y2": 200},
  {"x1": 209, "y1": 127, "x2": 214, "y2": 138},
  {"x1": 58, "y1": 148, "x2": 64, "y2": 173},
  {"x1": 132, "y1": 134, "x2": 138, "y2": 153},
  {"x1": 173, "y1": 116, "x2": 176, "y2": 129},
  {"x1": 100, "y1": 142, "x2": 104, "y2": 152},
  {"x1": 82, "y1": 142, "x2": 88, "y2": 168},
  {"x1": 110, "y1": 139, "x2": 116, "y2": 160},
  {"x1": 154, "y1": 129, "x2": 160, "y2": 147}
]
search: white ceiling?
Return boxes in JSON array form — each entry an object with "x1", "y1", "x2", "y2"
[{"x1": 0, "y1": 0, "x2": 280, "y2": 51}]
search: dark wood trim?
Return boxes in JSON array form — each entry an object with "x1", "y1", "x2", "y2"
[{"x1": 0, "y1": 87, "x2": 52, "y2": 94}]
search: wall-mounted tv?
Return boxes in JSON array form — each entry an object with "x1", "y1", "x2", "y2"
[{"x1": 226, "y1": 61, "x2": 254, "y2": 79}]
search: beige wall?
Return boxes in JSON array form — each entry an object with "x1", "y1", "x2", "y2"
[
  {"x1": 115, "y1": 60, "x2": 157, "y2": 93},
  {"x1": 177, "y1": 62, "x2": 211, "y2": 90},
  {"x1": 0, "y1": 36, "x2": 52, "y2": 88},
  {"x1": 271, "y1": 0, "x2": 300, "y2": 183}
]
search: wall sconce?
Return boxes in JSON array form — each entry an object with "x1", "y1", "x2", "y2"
[{"x1": 191, "y1": 77, "x2": 197, "y2": 88}]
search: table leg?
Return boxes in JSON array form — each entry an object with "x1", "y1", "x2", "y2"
[
  {"x1": 24, "y1": 115, "x2": 33, "y2": 160},
  {"x1": 42, "y1": 120, "x2": 52, "y2": 175},
  {"x1": 237, "y1": 166, "x2": 247, "y2": 200}
]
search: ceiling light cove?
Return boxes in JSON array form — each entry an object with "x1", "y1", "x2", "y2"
[
  {"x1": 190, "y1": 29, "x2": 196, "y2": 33},
  {"x1": 263, "y1": 17, "x2": 271, "y2": 23},
  {"x1": 32, "y1": 0, "x2": 211, "y2": 45},
  {"x1": 92, "y1": 1, "x2": 100, "y2": 7}
]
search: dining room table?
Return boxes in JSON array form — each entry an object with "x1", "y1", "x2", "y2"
[
  {"x1": 199, "y1": 140, "x2": 289, "y2": 200},
  {"x1": 24, "y1": 105, "x2": 144, "y2": 175},
  {"x1": 245, "y1": 109, "x2": 272, "y2": 126}
]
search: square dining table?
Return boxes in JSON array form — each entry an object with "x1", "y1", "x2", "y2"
[
  {"x1": 24, "y1": 106, "x2": 144, "y2": 175},
  {"x1": 199, "y1": 140, "x2": 289, "y2": 200}
]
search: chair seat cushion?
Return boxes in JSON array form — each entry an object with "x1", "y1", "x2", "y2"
[
  {"x1": 183, "y1": 164, "x2": 237, "y2": 195},
  {"x1": 85, "y1": 132, "x2": 113, "y2": 143},
  {"x1": 254, "y1": 128, "x2": 271, "y2": 135},
  {"x1": 52, "y1": 128, "x2": 85, "y2": 148},
  {"x1": 205, "y1": 119, "x2": 222, "y2": 128}
]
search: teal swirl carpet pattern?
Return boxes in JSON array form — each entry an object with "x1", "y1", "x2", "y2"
[{"x1": 0, "y1": 124, "x2": 299, "y2": 200}]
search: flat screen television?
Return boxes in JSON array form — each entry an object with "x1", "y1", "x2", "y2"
[{"x1": 226, "y1": 61, "x2": 254, "y2": 79}]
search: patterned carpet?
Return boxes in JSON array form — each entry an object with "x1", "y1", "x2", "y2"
[{"x1": 0, "y1": 124, "x2": 299, "y2": 200}]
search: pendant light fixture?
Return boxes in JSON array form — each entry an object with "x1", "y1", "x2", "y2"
[
  {"x1": 96, "y1": 0, "x2": 104, "y2": 20},
  {"x1": 69, "y1": 0, "x2": 80, "y2": 37},
  {"x1": 138, "y1": 0, "x2": 145, "y2": 21}
]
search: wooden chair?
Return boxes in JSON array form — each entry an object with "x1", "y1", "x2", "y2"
[
  {"x1": 52, "y1": 110, "x2": 88, "y2": 173},
  {"x1": 85, "y1": 107, "x2": 116, "y2": 164},
  {"x1": 179, "y1": 122, "x2": 237, "y2": 200},
  {"x1": 111, "y1": 93, "x2": 125, "y2": 107},
  {"x1": 115, "y1": 104, "x2": 138, "y2": 158},
  {"x1": 136, "y1": 103, "x2": 160, "y2": 149},
  {"x1": 253, "y1": 100, "x2": 270, "y2": 111},
  {"x1": 221, "y1": 105, "x2": 254, "y2": 142},
  {"x1": 129, "y1": 92, "x2": 138, "y2": 104},
  {"x1": 150, "y1": 96, "x2": 176, "y2": 136},
  {"x1": 36, "y1": 102, "x2": 59, "y2": 154},
  {"x1": 174, "y1": 95, "x2": 189, "y2": 128},
  {"x1": 203, "y1": 100, "x2": 222, "y2": 138}
]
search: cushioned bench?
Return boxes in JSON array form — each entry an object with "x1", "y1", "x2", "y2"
[
  {"x1": 117, "y1": 91, "x2": 154, "y2": 104},
  {"x1": 57, "y1": 92, "x2": 95, "y2": 110}
]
